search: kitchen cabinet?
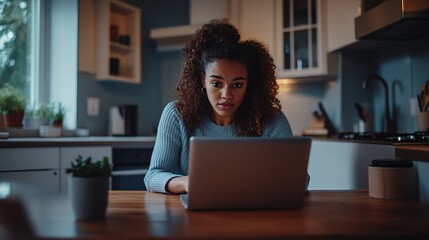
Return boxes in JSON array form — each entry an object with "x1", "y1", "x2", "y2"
[
  {"x1": 95, "y1": 0, "x2": 141, "y2": 84},
  {"x1": 60, "y1": 146, "x2": 112, "y2": 194},
  {"x1": 0, "y1": 146, "x2": 112, "y2": 196},
  {"x1": 0, "y1": 148, "x2": 60, "y2": 196},
  {"x1": 237, "y1": 0, "x2": 330, "y2": 79},
  {"x1": 274, "y1": 0, "x2": 326, "y2": 78},
  {"x1": 325, "y1": 0, "x2": 361, "y2": 52},
  {"x1": 236, "y1": 0, "x2": 276, "y2": 57},
  {"x1": 0, "y1": 137, "x2": 155, "y2": 195}
]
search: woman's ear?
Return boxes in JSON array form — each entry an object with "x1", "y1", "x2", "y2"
[{"x1": 200, "y1": 74, "x2": 205, "y2": 88}]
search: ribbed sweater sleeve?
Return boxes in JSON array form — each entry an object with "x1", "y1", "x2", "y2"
[{"x1": 144, "y1": 102, "x2": 187, "y2": 193}]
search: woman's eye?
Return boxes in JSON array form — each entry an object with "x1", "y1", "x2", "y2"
[
  {"x1": 233, "y1": 82, "x2": 244, "y2": 88},
  {"x1": 211, "y1": 81, "x2": 222, "y2": 88}
]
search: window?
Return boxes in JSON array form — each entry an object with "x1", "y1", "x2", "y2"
[
  {"x1": 1, "y1": 0, "x2": 78, "y2": 129},
  {"x1": 0, "y1": 0, "x2": 40, "y2": 104}
]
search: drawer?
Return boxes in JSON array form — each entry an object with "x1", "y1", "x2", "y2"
[
  {"x1": 0, "y1": 170, "x2": 60, "y2": 196},
  {"x1": 0, "y1": 148, "x2": 60, "y2": 171}
]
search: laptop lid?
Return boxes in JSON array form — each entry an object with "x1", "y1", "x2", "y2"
[{"x1": 182, "y1": 137, "x2": 311, "y2": 210}]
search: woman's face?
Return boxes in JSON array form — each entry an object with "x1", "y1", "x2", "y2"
[{"x1": 202, "y1": 59, "x2": 248, "y2": 126}]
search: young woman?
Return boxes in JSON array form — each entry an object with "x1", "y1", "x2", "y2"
[{"x1": 144, "y1": 19, "x2": 298, "y2": 194}]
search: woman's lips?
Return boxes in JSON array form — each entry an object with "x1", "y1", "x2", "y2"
[{"x1": 218, "y1": 102, "x2": 234, "y2": 110}]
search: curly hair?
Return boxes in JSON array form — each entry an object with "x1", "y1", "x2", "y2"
[{"x1": 175, "y1": 19, "x2": 282, "y2": 136}]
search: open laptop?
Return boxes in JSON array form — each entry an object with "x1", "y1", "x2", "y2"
[{"x1": 180, "y1": 137, "x2": 312, "y2": 210}]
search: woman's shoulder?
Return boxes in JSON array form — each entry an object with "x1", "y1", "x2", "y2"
[
  {"x1": 162, "y1": 101, "x2": 179, "y2": 114},
  {"x1": 160, "y1": 101, "x2": 183, "y2": 122},
  {"x1": 271, "y1": 109, "x2": 287, "y2": 120},
  {"x1": 264, "y1": 110, "x2": 293, "y2": 137}
]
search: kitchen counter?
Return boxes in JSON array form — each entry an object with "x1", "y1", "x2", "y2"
[
  {"x1": 13, "y1": 190, "x2": 429, "y2": 239},
  {"x1": 395, "y1": 145, "x2": 429, "y2": 162},
  {"x1": 0, "y1": 136, "x2": 156, "y2": 148}
]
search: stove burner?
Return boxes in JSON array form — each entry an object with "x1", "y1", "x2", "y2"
[{"x1": 338, "y1": 131, "x2": 429, "y2": 143}]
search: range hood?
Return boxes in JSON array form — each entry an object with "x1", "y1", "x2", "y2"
[
  {"x1": 150, "y1": 25, "x2": 201, "y2": 52},
  {"x1": 355, "y1": 0, "x2": 429, "y2": 41},
  {"x1": 150, "y1": 0, "x2": 231, "y2": 51}
]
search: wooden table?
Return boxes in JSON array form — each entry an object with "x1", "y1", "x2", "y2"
[{"x1": 19, "y1": 191, "x2": 429, "y2": 239}]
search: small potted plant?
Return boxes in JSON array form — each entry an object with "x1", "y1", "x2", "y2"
[
  {"x1": 24, "y1": 102, "x2": 51, "y2": 129},
  {"x1": 0, "y1": 84, "x2": 25, "y2": 128},
  {"x1": 50, "y1": 102, "x2": 66, "y2": 128},
  {"x1": 66, "y1": 155, "x2": 112, "y2": 220}
]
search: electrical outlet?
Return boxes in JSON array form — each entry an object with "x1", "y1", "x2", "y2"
[{"x1": 87, "y1": 97, "x2": 99, "y2": 116}]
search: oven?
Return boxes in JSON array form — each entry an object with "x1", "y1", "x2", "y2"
[{"x1": 111, "y1": 147, "x2": 153, "y2": 190}]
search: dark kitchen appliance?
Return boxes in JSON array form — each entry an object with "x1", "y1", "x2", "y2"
[
  {"x1": 355, "y1": 0, "x2": 429, "y2": 41},
  {"x1": 111, "y1": 147, "x2": 153, "y2": 190},
  {"x1": 109, "y1": 105, "x2": 138, "y2": 136}
]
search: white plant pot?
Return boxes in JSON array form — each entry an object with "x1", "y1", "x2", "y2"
[
  {"x1": 23, "y1": 117, "x2": 49, "y2": 129},
  {"x1": 70, "y1": 176, "x2": 109, "y2": 220}
]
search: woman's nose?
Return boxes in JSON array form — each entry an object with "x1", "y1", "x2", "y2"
[{"x1": 222, "y1": 87, "x2": 233, "y2": 99}]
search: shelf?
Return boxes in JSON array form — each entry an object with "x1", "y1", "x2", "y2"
[
  {"x1": 96, "y1": 0, "x2": 141, "y2": 84},
  {"x1": 110, "y1": 41, "x2": 133, "y2": 53}
]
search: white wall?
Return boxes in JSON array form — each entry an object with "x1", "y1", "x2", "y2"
[
  {"x1": 48, "y1": 0, "x2": 78, "y2": 129},
  {"x1": 278, "y1": 85, "x2": 323, "y2": 136},
  {"x1": 278, "y1": 80, "x2": 340, "y2": 136}
]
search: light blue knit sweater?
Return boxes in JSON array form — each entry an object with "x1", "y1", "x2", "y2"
[{"x1": 144, "y1": 101, "x2": 294, "y2": 193}]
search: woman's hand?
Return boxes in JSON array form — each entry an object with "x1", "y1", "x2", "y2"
[{"x1": 166, "y1": 176, "x2": 189, "y2": 194}]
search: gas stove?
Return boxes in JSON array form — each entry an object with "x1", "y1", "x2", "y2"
[{"x1": 338, "y1": 131, "x2": 429, "y2": 145}]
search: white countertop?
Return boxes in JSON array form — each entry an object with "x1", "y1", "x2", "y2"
[{"x1": 0, "y1": 136, "x2": 156, "y2": 148}]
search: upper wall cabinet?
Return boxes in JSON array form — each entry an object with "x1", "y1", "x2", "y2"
[
  {"x1": 325, "y1": 0, "x2": 360, "y2": 52},
  {"x1": 237, "y1": 0, "x2": 327, "y2": 79},
  {"x1": 274, "y1": 0, "x2": 326, "y2": 79},
  {"x1": 95, "y1": 0, "x2": 141, "y2": 84}
]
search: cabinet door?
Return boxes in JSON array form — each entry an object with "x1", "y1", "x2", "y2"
[
  {"x1": 60, "y1": 146, "x2": 112, "y2": 193},
  {"x1": 326, "y1": 0, "x2": 360, "y2": 52},
  {"x1": 275, "y1": 0, "x2": 326, "y2": 78},
  {"x1": 307, "y1": 141, "x2": 395, "y2": 190},
  {"x1": 0, "y1": 148, "x2": 59, "y2": 171},
  {"x1": 0, "y1": 170, "x2": 60, "y2": 197},
  {"x1": 237, "y1": 0, "x2": 276, "y2": 57}
]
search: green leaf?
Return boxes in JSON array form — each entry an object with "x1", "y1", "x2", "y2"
[{"x1": 66, "y1": 155, "x2": 112, "y2": 177}]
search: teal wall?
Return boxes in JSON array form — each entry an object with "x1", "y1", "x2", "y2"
[
  {"x1": 338, "y1": 35, "x2": 429, "y2": 133},
  {"x1": 77, "y1": 0, "x2": 189, "y2": 136}
]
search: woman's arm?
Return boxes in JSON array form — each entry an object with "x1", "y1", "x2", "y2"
[{"x1": 144, "y1": 102, "x2": 185, "y2": 193}]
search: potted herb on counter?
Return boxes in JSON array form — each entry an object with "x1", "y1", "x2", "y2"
[
  {"x1": 24, "y1": 102, "x2": 51, "y2": 129},
  {"x1": 0, "y1": 84, "x2": 25, "y2": 128},
  {"x1": 50, "y1": 102, "x2": 66, "y2": 128},
  {"x1": 66, "y1": 155, "x2": 112, "y2": 220}
]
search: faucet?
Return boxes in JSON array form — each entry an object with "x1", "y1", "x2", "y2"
[{"x1": 362, "y1": 75, "x2": 395, "y2": 133}]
